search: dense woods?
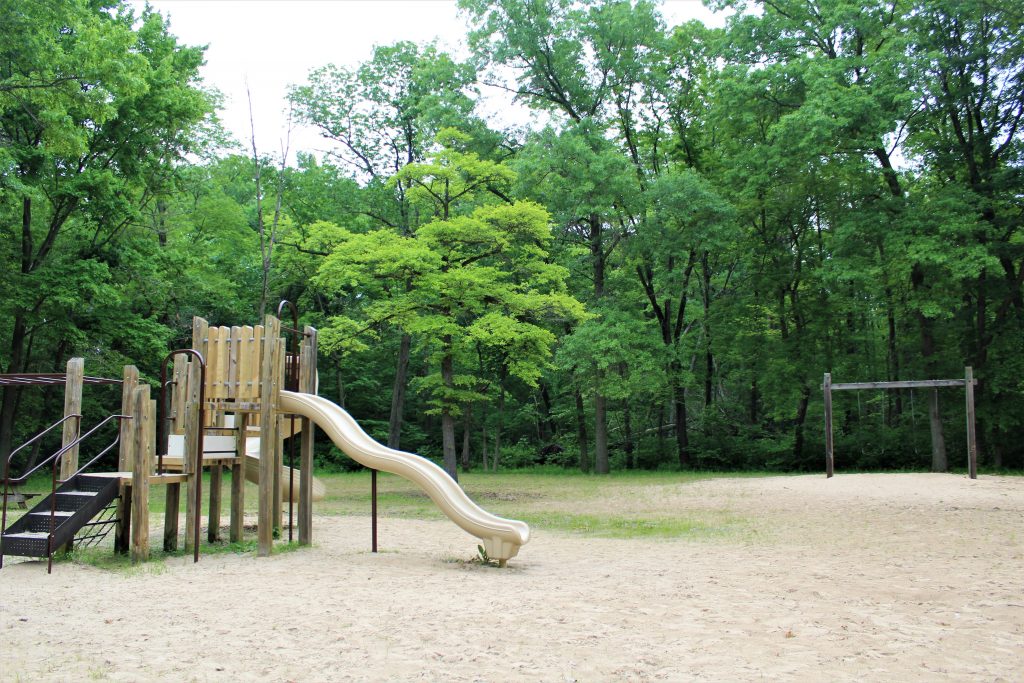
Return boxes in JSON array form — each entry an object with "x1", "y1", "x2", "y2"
[{"x1": 2, "y1": 0, "x2": 1022, "y2": 476}]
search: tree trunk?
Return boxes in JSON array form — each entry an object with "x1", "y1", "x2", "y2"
[
  {"x1": 675, "y1": 388, "x2": 689, "y2": 468},
  {"x1": 991, "y1": 441, "x2": 1003, "y2": 469},
  {"x1": 481, "y1": 423, "x2": 489, "y2": 470},
  {"x1": 702, "y1": 252, "x2": 714, "y2": 407},
  {"x1": 590, "y1": 213, "x2": 610, "y2": 474},
  {"x1": 594, "y1": 381, "x2": 609, "y2": 474},
  {"x1": 0, "y1": 314, "x2": 30, "y2": 463},
  {"x1": 911, "y1": 258, "x2": 948, "y2": 471},
  {"x1": 493, "y1": 382, "x2": 505, "y2": 471},
  {"x1": 574, "y1": 383, "x2": 590, "y2": 472},
  {"x1": 461, "y1": 403, "x2": 472, "y2": 470},
  {"x1": 671, "y1": 360, "x2": 689, "y2": 467},
  {"x1": 618, "y1": 364, "x2": 634, "y2": 469},
  {"x1": 336, "y1": 365, "x2": 346, "y2": 408},
  {"x1": 928, "y1": 389, "x2": 948, "y2": 472},
  {"x1": 657, "y1": 405, "x2": 667, "y2": 463},
  {"x1": 793, "y1": 385, "x2": 811, "y2": 462},
  {"x1": 623, "y1": 398, "x2": 634, "y2": 470},
  {"x1": 440, "y1": 346, "x2": 457, "y2": 481},
  {"x1": 749, "y1": 379, "x2": 760, "y2": 423},
  {"x1": 885, "y1": 288, "x2": 901, "y2": 421},
  {"x1": 387, "y1": 333, "x2": 411, "y2": 449},
  {"x1": 539, "y1": 381, "x2": 556, "y2": 443}
]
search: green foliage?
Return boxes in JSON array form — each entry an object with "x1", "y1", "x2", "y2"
[{"x1": 2, "y1": 0, "x2": 1022, "y2": 476}]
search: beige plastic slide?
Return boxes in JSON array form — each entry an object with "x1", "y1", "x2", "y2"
[{"x1": 278, "y1": 390, "x2": 531, "y2": 563}]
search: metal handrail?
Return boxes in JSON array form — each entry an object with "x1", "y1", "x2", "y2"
[
  {"x1": 1, "y1": 413, "x2": 130, "y2": 573},
  {"x1": 71, "y1": 422, "x2": 129, "y2": 479},
  {"x1": 277, "y1": 300, "x2": 301, "y2": 542},
  {"x1": 2, "y1": 415, "x2": 81, "y2": 484}
]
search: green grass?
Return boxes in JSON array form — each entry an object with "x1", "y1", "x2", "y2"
[
  {"x1": 51, "y1": 534, "x2": 309, "y2": 575},
  {"x1": 314, "y1": 468, "x2": 750, "y2": 540},
  {"x1": 5, "y1": 468, "x2": 776, "y2": 564}
]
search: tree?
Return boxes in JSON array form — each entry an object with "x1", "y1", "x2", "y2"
[
  {"x1": 0, "y1": 1, "x2": 211, "y2": 460},
  {"x1": 315, "y1": 133, "x2": 584, "y2": 478},
  {"x1": 291, "y1": 41, "x2": 480, "y2": 450}
]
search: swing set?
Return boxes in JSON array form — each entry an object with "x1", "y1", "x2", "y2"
[{"x1": 822, "y1": 367, "x2": 979, "y2": 479}]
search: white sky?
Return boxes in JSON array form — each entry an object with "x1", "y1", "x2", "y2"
[{"x1": 129, "y1": 0, "x2": 724, "y2": 161}]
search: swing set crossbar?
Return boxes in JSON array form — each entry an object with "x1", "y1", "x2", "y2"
[{"x1": 827, "y1": 379, "x2": 976, "y2": 391}]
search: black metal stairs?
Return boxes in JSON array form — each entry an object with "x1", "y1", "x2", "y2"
[{"x1": 1, "y1": 474, "x2": 120, "y2": 564}]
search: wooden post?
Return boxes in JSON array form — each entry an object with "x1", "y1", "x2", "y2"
[
  {"x1": 965, "y1": 366, "x2": 978, "y2": 479},
  {"x1": 258, "y1": 315, "x2": 281, "y2": 556},
  {"x1": 823, "y1": 373, "x2": 834, "y2": 478},
  {"x1": 182, "y1": 357, "x2": 202, "y2": 554},
  {"x1": 118, "y1": 366, "x2": 139, "y2": 472},
  {"x1": 131, "y1": 385, "x2": 153, "y2": 563},
  {"x1": 298, "y1": 326, "x2": 317, "y2": 545},
  {"x1": 59, "y1": 358, "x2": 84, "y2": 480},
  {"x1": 115, "y1": 365, "x2": 138, "y2": 554},
  {"x1": 164, "y1": 482, "x2": 180, "y2": 552},
  {"x1": 116, "y1": 487, "x2": 132, "y2": 555},
  {"x1": 230, "y1": 413, "x2": 247, "y2": 543},
  {"x1": 171, "y1": 355, "x2": 189, "y2": 435},
  {"x1": 208, "y1": 464, "x2": 222, "y2": 543}
]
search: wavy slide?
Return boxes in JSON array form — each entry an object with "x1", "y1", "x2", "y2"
[{"x1": 278, "y1": 390, "x2": 530, "y2": 563}]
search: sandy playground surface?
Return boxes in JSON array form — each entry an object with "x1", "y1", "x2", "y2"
[{"x1": 1, "y1": 472, "x2": 1022, "y2": 682}]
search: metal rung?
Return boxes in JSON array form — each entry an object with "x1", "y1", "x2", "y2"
[{"x1": 77, "y1": 519, "x2": 118, "y2": 529}]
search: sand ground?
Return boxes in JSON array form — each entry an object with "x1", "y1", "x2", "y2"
[{"x1": 1, "y1": 473, "x2": 1022, "y2": 682}]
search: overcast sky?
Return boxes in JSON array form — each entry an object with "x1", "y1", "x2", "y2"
[{"x1": 129, "y1": 0, "x2": 725, "y2": 160}]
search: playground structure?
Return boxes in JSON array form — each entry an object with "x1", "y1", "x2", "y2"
[{"x1": 2, "y1": 306, "x2": 529, "y2": 572}]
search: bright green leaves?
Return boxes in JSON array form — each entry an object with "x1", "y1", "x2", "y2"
[
  {"x1": 394, "y1": 128, "x2": 516, "y2": 219},
  {"x1": 315, "y1": 138, "x2": 584, "y2": 414}
]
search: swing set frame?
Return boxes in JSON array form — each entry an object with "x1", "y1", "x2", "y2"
[{"x1": 822, "y1": 367, "x2": 979, "y2": 479}]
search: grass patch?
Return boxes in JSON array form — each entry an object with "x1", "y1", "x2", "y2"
[
  {"x1": 518, "y1": 512, "x2": 737, "y2": 539},
  {"x1": 11, "y1": 468, "x2": 761, "y2": 568},
  {"x1": 315, "y1": 468, "x2": 751, "y2": 540},
  {"x1": 46, "y1": 529, "x2": 310, "y2": 575}
]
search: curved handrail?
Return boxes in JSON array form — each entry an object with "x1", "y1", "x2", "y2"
[
  {"x1": 159, "y1": 348, "x2": 206, "y2": 564},
  {"x1": 277, "y1": 300, "x2": 301, "y2": 541}
]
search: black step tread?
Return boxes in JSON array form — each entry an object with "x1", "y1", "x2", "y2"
[
  {"x1": 2, "y1": 531, "x2": 50, "y2": 539},
  {"x1": 2, "y1": 473, "x2": 120, "y2": 559}
]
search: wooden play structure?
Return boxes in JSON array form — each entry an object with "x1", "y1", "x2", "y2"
[
  {"x1": 3, "y1": 302, "x2": 530, "y2": 572},
  {"x1": 2, "y1": 308, "x2": 320, "y2": 571}
]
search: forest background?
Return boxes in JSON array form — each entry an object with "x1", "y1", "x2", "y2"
[{"x1": 2, "y1": 0, "x2": 1022, "y2": 479}]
